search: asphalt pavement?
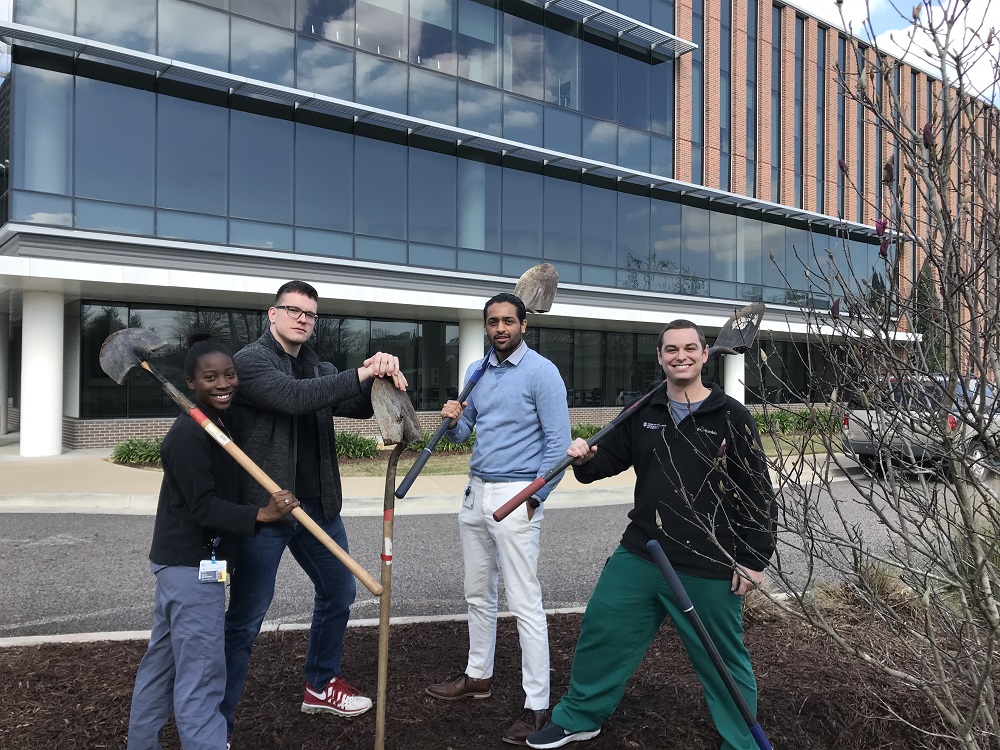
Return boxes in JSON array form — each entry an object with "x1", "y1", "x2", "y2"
[{"x1": 0, "y1": 431, "x2": 861, "y2": 647}]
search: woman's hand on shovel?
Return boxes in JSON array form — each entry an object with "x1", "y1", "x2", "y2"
[{"x1": 257, "y1": 490, "x2": 300, "y2": 523}]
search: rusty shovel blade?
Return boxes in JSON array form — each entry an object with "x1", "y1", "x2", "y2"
[
  {"x1": 513, "y1": 262, "x2": 558, "y2": 313},
  {"x1": 99, "y1": 328, "x2": 170, "y2": 384},
  {"x1": 371, "y1": 378, "x2": 423, "y2": 447}
]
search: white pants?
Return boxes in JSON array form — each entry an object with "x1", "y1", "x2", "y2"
[{"x1": 459, "y1": 475, "x2": 549, "y2": 710}]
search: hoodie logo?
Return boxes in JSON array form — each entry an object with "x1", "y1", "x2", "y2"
[
  {"x1": 643, "y1": 421, "x2": 667, "y2": 430},
  {"x1": 697, "y1": 427, "x2": 718, "y2": 436}
]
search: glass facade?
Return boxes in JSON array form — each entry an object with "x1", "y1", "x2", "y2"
[
  {"x1": 718, "y1": 0, "x2": 731, "y2": 192},
  {"x1": 793, "y1": 16, "x2": 803, "y2": 208},
  {"x1": 815, "y1": 25, "x2": 826, "y2": 213},
  {"x1": 7, "y1": 49, "x2": 876, "y2": 304},
  {"x1": 745, "y1": 0, "x2": 757, "y2": 197},
  {"x1": 12, "y1": 0, "x2": 680, "y2": 177}
]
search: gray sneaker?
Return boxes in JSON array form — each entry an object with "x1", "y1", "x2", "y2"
[{"x1": 526, "y1": 720, "x2": 601, "y2": 749}]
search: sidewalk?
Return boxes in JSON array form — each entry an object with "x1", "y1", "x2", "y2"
[{"x1": 0, "y1": 432, "x2": 636, "y2": 516}]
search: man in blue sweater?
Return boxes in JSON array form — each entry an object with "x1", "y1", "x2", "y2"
[{"x1": 426, "y1": 292, "x2": 571, "y2": 745}]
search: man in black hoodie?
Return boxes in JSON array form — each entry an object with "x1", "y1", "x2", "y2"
[
  {"x1": 528, "y1": 319, "x2": 776, "y2": 750},
  {"x1": 222, "y1": 280, "x2": 407, "y2": 739}
]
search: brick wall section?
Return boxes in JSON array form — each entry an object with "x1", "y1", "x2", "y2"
[
  {"x1": 802, "y1": 15, "x2": 818, "y2": 212},
  {"x1": 757, "y1": 0, "x2": 773, "y2": 201},
  {"x1": 675, "y1": 0, "x2": 694, "y2": 183},
  {"x1": 780, "y1": 7, "x2": 797, "y2": 206},
  {"x1": 702, "y1": 0, "x2": 721, "y2": 188},
  {"x1": 730, "y1": 0, "x2": 749, "y2": 196}
]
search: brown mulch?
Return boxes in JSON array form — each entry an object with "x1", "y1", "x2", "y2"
[{"x1": 0, "y1": 611, "x2": 951, "y2": 749}]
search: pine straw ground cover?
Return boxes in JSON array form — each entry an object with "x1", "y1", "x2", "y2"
[{"x1": 1, "y1": 609, "x2": 949, "y2": 750}]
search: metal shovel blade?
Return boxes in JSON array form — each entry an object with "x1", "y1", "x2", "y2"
[
  {"x1": 99, "y1": 328, "x2": 170, "y2": 384},
  {"x1": 708, "y1": 301, "x2": 765, "y2": 357},
  {"x1": 371, "y1": 378, "x2": 423, "y2": 446},
  {"x1": 514, "y1": 262, "x2": 558, "y2": 313}
]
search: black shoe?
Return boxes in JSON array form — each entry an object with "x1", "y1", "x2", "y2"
[
  {"x1": 502, "y1": 708, "x2": 549, "y2": 745},
  {"x1": 526, "y1": 720, "x2": 601, "y2": 749}
]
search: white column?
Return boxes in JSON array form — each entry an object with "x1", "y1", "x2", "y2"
[
  {"x1": 723, "y1": 353, "x2": 746, "y2": 405},
  {"x1": 458, "y1": 314, "x2": 486, "y2": 391},
  {"x1": 20, "y1": 291, "x2": 65, "y2": 456},
  {"x1": 0, "y1": 308, "x2": 9, "y2": 435}
]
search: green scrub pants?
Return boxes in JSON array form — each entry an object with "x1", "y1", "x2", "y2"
[{"x1": 551, "y1": 545, "x2": 759, "y2": 750}]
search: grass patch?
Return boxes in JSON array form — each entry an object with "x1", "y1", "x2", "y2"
[{"x1": 339, "y1": 451, "x2": 471, "y2": 477}]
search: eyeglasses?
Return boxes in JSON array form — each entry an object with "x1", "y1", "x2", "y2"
[{"x1": 274, "y1": 305, "x2": 318, "y2": 322}]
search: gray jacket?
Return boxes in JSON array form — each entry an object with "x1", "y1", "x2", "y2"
[{"x1": 230, "y1": 329, "x2": 374, "y2": 520}]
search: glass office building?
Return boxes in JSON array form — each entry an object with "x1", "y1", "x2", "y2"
[{"x1": 0, "y1": 0, "x2": 901, "y2": 453}]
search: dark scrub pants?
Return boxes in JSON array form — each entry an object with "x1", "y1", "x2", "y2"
[{"x1": 551, "y1": 546, "x2": 760, "y2": 750}]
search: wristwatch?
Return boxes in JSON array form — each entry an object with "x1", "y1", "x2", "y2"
[{"x1": 527, "y1": 495, "x2": 541, "y2": 509}]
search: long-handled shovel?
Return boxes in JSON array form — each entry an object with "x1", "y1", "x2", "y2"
[
  {"x1": 98, "y1": 327, "x2": 383, "y2": 597},
  {"x1": 646, "y1": 539, "x2": 773, "y2": 750},
  {"x1": 492, "y1": 302, "x2": 766, "y2": 522},
  {"x1": 369, "y1": 379, "x2": 423, "y2": 750},
  {"x1": 393, "y1": 262, "x2": 559, "y2": 499}
]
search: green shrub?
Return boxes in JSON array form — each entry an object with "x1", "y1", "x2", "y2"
[
  {"x1": 408, "y1": 430, "x2": 476, "y2": 453},
  {"x1": 337, "y1": 432, "x2": 379, "y2": 459},
  {"x1": 754, "y1": 408, "x2": 836, "y2": 434},
  {"x1": 571, "y1": 423, "x2": 604, "y2": 440},
  {"x1": 111, "y1": 437, "x2": 163, "y2": 466}
]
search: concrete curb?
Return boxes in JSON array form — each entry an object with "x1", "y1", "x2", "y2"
[{"x1": 0, "y1": 607, "x2": 589, "y2": 648}]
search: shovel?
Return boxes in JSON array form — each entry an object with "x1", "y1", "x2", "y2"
[
  {"x1": 98, "y1": 327, "x2": 383, "y2": 597},
  {"x1": 394, "y1": 262, "x2": 559, "y2": 499},
  {"x1": 492, "y1": 302, "x2": 766, "y2": 521},
  {"x1": 369, "y1": 378, "x2": 423, "y2": 750}
]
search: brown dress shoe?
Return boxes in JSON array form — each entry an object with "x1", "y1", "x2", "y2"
[
  {"x1": 425, "y1": 673, "x2": 493, "y2": 700},
  {"x1": 502, "y1": 708, "x2": 549, "y2": 745}
]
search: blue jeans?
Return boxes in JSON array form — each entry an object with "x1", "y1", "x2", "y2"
[{"x1": 222, "y1": 500, "x2": 356, "y2": 731}]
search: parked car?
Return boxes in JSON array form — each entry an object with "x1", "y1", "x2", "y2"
[{"x1": 841, "y1": 375, "x2": 999, "y2": 481}]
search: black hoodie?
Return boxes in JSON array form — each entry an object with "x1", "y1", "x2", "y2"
[{"x1": 573, "y1": 383, "x2": 776, "y2": 580}]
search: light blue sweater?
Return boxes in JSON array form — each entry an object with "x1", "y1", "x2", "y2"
[{"x1": 446, "y1": 341, "x2": 571, "y2": 501}]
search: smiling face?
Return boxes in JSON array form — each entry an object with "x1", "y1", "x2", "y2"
[
  {"x1": 485, "y1": 301, "x2": 527, "y2": 363},
  {"x1": 187, "y1": 351, "x2": 238, "y2": 414},
  {"x1": 657, "y1": 327, "x2": 708, "y2": 389},
  {"x1": 269, "y1": 290, "x2": 318, "y2": 356}
]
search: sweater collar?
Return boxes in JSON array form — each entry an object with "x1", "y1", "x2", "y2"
[
  {"x1": 650, "y1": 381, "x2": 726, "y2": 411},
  {"x1": 488, "y1": 339, "x2": 528, "y2": 367}
]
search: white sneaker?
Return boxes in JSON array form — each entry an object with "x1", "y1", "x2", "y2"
[{"x1": 300, "y1": 677, "x2": 373, "y2": 717}]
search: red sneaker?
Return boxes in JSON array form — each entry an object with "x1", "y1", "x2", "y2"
[{"x1": 301, "y1": 677, "x2": 373, "y2": 717}]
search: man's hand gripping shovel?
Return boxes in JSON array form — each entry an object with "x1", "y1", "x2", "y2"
[{"x1": 492, "y1": 301, "x2": 767, "y2": 521}]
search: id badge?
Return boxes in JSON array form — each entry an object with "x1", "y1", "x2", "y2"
[
  {"x1": 462, "y1": 484, "x2": 474, "y2": 509},
  {"x1": 199, "y1": 559, "x2": 227, "y2": 583}
]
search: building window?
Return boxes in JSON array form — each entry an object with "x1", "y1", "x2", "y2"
[
  {"x1": 770, "y1": 5, "x2": 781, "y2": 203},
  {"x1": 690, "y1": 0, "x2": 705, "y2": 184},
  {"x1": 855, "y1": 46, "x2": 866, "y2": 222},
  {"x1": 746, "y1": 0, "x2": 758, "y2": 197},
  {"x1": 719, "y1": 0, "x2": 732, "y2": 191},
  {"x1": 836, "y1": 35, "x2": 846, "y2": 217},
  {"x1": 815, "y1": 26, "x2": 826, "y2": 213},
  {"x1": 793, "y1": 17, "x2": 804, "y2": 207}
]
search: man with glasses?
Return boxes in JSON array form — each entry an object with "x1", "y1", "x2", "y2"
[{"x1": 222, "y1": 280, "x2": 407, "y2": 740}]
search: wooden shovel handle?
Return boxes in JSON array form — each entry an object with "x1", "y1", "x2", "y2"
[{"x1": 141, "y1": 362, "x2": 383, "y2": 597}]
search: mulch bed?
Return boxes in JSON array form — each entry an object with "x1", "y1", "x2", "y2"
[{"x1": 0, "y1": 611, "x2": 949, "y2": 749}]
